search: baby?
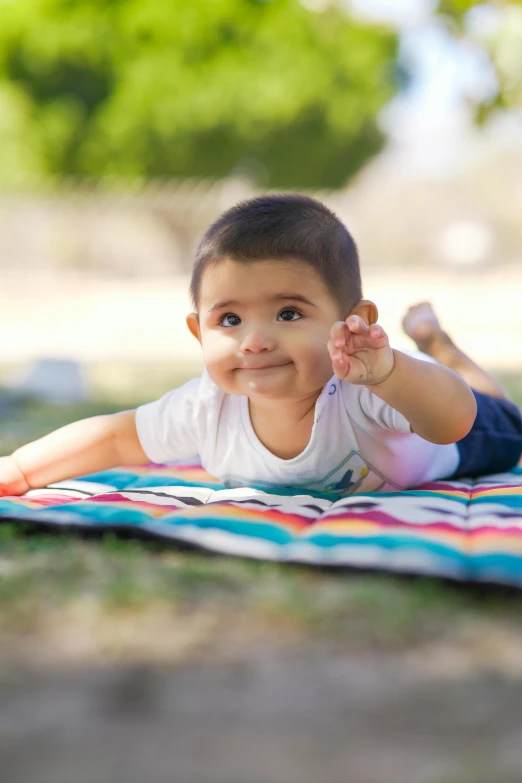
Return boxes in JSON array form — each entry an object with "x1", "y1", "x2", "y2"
[{"x1": 1, "y1": 194, "x2": 521, "y2": 497}]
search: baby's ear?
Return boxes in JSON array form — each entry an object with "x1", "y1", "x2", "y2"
[
  {"x1": 186, "y1": 313, "x2": 201, "y2": 343},
  {"x1": 350, "y1": 299, "x2": 378, "y2": 326}
]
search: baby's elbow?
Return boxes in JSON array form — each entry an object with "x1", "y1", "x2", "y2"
[
  {"x1": 428, "y1": 432, "x2": 462, "y2": 446},
  {"x1": 431, "y1": 426, "x2": 471, "y2": 446},
  {"x1": 461, "y1": 390, "x2": 478, "y2": 438},
  {"x1": 425, "y1": 395, "x2": 477, "y2": 445},
  {"x1": 443, "y1": 393, "x2": 478, "y2": 445},
  {"x1": 436, "y1": 428, "x2": 471, "y2": 446}
]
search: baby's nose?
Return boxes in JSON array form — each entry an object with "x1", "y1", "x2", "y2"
[{"x1": 239, "y1": 328, "x2": 275, "y2": 353}]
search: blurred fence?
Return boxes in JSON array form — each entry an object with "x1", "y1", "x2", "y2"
[
  {"x1": 0, "y1": 178, "x2": 257, "y2": 278},
  {"x1": 1, "y1": 149, "x2": 522, "y2": 277},
  {"x1": 1, "y1": 155, "x2": 521, "y2": 374}
]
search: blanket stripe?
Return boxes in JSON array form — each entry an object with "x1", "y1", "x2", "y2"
[{"x1": 1, "y1": 463, "x2": 522, "y2": 586}]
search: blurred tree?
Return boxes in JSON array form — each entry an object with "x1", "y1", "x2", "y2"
[
  {"x1": 0, "y1": 0, "x2": 397, "y2": 189},
  {"x1": 437, "y1": 0, "x2": 522, "y2": 117}
]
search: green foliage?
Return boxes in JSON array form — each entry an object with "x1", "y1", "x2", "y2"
[
  {"x1": 437, "y1": 0, "x2": 522, "y2": 118},
  {"x1": 0, "y1": 0, "x2": 398, "y2": 189},
  {"x1": 438, "y1": 0, "x2": 485, "y2": 21},
  {"x1": 439, "y1": 0, "x2": 522, "y2": 20}
]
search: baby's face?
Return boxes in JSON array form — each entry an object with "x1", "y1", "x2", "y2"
[{"x1": 188, "y1": 258, "x2": 346, "y2": 401}]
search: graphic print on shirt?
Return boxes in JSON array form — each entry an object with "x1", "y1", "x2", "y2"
[
  {"x1": 322, "y1": 450, "x2": 387, "y2": 495},
  {"x1": 221, "y1": 449, "x2": 396, "y2": 497}
]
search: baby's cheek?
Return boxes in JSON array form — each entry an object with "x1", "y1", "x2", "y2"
[
  {"x1": 204, "y1": 361, "x2": 237, "y2": 395},
  {"x1": 201, "y1": 337, "x2": 241, "y2": 388},
  {"x1": 201, "y1": 333, "x2": 235, "y2": 364},
  {"x1": 299, "y1": 340, "x2": 333, "y2": 378}
]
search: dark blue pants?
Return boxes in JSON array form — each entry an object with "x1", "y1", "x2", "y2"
[{"x1": 452, "y1": 390, "x2": 522, "y2": 479}]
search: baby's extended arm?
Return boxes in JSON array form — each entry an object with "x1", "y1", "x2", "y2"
[
  {"x1": 328, "y1": 315, "x2": 477, "y2": 444},
  {"x1": 0, "y1": 411, "x2": 148, "y2": 496},
  {"x1": 365, "y1": 349, "x2": 477, "y2": 443}
]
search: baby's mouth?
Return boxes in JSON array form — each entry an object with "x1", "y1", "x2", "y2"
[{"x1": 239, "y1": 361, "x2": 291, "y2": 371}]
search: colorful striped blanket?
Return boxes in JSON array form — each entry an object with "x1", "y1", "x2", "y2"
[{"x1": 1, "y1": 462, "x2": 522, "y2": 586}]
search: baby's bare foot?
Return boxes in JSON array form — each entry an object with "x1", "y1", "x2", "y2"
[
  {"x1": 403, "y1": 302, "x2": 510, "y2": 399},
  {"x1": 402, "y1": 302, "x2": 443, "y2": 346},
  {"x1": 402, "y1": 302, "x2": 459, "y2": 364}
]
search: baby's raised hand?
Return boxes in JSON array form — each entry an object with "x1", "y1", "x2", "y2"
[{"x1": 328, "y1": 315, "x2": 395, "y2": 385}]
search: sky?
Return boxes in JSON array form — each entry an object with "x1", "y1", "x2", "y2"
[{"x1": 349, "y1": 0, "x2": 504, "y2": 176}]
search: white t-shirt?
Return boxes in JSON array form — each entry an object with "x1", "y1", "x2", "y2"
[{"x1": 135, "y1": 352, "x2": 460, "y2": 496}]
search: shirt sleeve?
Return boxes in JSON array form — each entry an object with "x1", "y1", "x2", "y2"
[
  {"x1": 341, "y1": 382, "x2": 412, "y2": 434},
  {"x1": 135, "y1": 377, "x2": 201, "y2": 463}
]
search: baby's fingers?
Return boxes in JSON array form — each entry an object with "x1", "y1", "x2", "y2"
[
  {"x1": 367, "y1": 323, "x2": 390, "y2": 345},
  {"x1": 345, "y1": 315, "x2": 369, "y2": 334},
  {"x1": 369, "y1": 324, "x2": 383, "y2": 338},
  {"x1": 330, "y1": 320, "x2": 349, "y2": 349},
  {"x1": 327, "y1": 336, "x2": 342, "y2": 362},
  {"x1": 327, "y1": 337, "x2": 350, "y2": 379}
]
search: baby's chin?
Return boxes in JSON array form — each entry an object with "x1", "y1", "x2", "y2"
[
  {"x1": 233, "y1": 374, "x2": 293, "y2": 398},
  {"x1": 239, "y1": 375, "x2": 330, "y2": 402},
  {"x1": 207, "y1": 364, "x2": 332, "y2": 397}
]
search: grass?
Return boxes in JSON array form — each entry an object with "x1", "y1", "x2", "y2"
[{"x1": 0, "y1": 368, "x2": 521, "y2": 665}]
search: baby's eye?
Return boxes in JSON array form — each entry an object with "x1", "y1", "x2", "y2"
[
  {"x1": 278, "y1": 308, "x2": 303, "y2": 322},
  {"x1": 219, "y1": 313, "x2": 241, "y2": 327}
]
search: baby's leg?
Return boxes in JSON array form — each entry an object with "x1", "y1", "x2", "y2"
[{"x1": 402, "y1": 302, "x2": 511, "y2": 400}]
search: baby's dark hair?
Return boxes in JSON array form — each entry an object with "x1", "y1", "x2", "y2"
[{"x1": 190, "y1": 193, "x2": 362, "y2": 315}]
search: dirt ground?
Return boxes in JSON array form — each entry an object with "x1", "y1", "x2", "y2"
[{"x1": 3, "y1": 647, "x2": 522, "y2": 783}]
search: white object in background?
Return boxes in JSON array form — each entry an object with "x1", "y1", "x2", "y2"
[
  {"x1": 437, "y1": 220, "x2": 495, "y2": 267},
  {"x1": 7, "y1": 358, "x2": 91, "y2": 405}
]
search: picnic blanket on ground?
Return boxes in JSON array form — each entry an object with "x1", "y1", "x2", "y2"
[{"x1": 1, "y1": 462, "x2": 522, "y2": 586}]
